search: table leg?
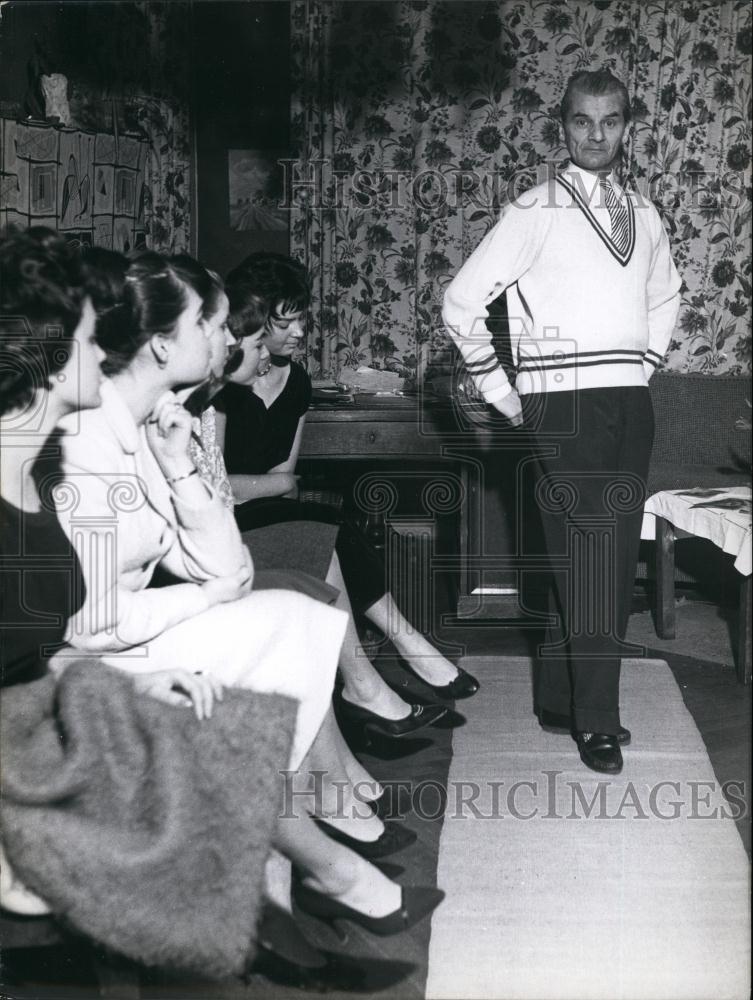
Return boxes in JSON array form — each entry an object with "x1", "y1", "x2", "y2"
[
  {"x1": 737, "y1": 574, "x2": 751, "y2": 685},
  {"x1": 655, "y1": 515, "x2": 676, "y2": 639}
]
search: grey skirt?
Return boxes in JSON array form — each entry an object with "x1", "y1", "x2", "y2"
[{"x1": 242, "y1": 520, "x2": 338, "y2": 584}]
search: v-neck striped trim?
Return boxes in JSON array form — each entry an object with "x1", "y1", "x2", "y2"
[{"x1": 556, "y1": 173, "x2": 636, "y2": 267}]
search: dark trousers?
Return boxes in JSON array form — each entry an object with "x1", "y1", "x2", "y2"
[{"x1": 521, "y1": 387, "x2": 654, "y2": 734}]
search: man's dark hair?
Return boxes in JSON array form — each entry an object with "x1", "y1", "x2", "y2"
[{"x1": 560, "y1": 68, "x2": 632, "y2": 124}]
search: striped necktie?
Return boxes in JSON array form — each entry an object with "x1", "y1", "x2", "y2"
[{"x1": 599, "y1": 176, "x2": 629, "y2": 254}]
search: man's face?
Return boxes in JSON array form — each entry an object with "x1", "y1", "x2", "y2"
[{"x1": 562, "y1": 90, "x2": 628, "y2": 173}]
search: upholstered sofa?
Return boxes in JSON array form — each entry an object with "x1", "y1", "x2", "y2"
[
  {"x1": 647, "y1": 372, "x2": 751, "y2": 493},
  {"x1": 642, "y1": 372, "x2": 750, "y2": 592}
]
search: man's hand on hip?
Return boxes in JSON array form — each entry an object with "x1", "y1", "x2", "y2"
[{"x1": 490, "y1": 388, "x2": 524, "y2": 426}]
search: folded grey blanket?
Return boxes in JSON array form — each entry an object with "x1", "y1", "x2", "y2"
[{"x1": 0, "y1": 661, "x2": 297, "y2": 979}]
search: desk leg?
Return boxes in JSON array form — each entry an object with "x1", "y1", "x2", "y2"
[
  {"x1": 458, "y1": 463, "x2": 473, "y2": 601},
  {"x1": 738, "y1": 575, "x2": 751, "y2": 685},
  {"x1": 655, "y1": 516, "x2": 676, "y2": 639}
]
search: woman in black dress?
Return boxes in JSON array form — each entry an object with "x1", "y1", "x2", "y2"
[{"x1": 217, "y1": 254, "x2": 480, "y2": 724}]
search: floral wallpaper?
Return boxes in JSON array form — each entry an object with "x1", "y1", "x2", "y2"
[
  {"x1": 290, "y1": 0, "x2": 752, "y2": 381},
  {"x1": 134, "y1": 95, "x2": 191, "y2": 254}
]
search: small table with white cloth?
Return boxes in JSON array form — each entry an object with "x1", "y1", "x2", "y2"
[{"x1": 641, "y1": 486, "x2": 752, "y2": 684}]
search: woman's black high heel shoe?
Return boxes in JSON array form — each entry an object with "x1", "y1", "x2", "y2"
[
  {"x1": 336, "y1": 695, "x2": 448, "y2": 738},
  {"x1": 398, "y1": 659, "x2": 480, "y2": 700},
  {"x1": 313, "y1": 817, "x2": 417, "y2": 859},
  {"x1": 254, "y1": 901, "x2": 325, "y2": 970},
  {"x1": 248, "y1": 902, "x2": 416, "y2": 991},
  {"x1": 293, "y1": 881, "x2": 445, "y2": 937}
]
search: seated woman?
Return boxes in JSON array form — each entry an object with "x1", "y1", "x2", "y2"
[
  {"x1": 217, "y1": 253, "x2": 479, "y2": 705},
  {"x1": 82, "y1": 248, "x2": 339, "y2": 611},
  {"x1": 57, "y1": 244, "x2": 441, "y2": 932},
  {"x1": 165, "y1": 253, "x2": 448, "y2": 740},
  {"x1": 0, "y1": 227, "x2": 234, "y2": 923}
]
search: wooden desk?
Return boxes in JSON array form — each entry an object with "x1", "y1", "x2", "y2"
[{"x1": 299, "y1": 397, "x2": 478, "y2": 599}]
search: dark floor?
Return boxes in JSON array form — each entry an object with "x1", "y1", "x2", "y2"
[{"x1": 2, "y1": 584, "x2": 750, "y2": 999}]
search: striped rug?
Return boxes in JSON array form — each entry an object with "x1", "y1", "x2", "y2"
[{"x1": 426, "y1": 657, "x2": 750, "y2": 1000}]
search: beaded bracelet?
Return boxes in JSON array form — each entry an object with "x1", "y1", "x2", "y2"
[{"x1": 166, "y1": 467, "x2": 199, "y2": 486}]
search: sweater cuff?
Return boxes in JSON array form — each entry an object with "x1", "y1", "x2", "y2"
[
  {"x1": 483, "y1": 382, "x2": 514, "y2": 404},
  {"x1": 643, "y1": 349, "x2": 663, "y2": 382}
]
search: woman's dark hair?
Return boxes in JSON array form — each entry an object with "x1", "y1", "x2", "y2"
[
  {"x1": 0, "y1": 226, "x2": 87, "y2": 416},
  {"x1": 169, "y1": 254, "x2": 225, "y2": 322},
  {"x1": 225, "y1": 253, "x2": 310, "y2": 338},
  {"x1": 223, "y1": 275, "x2": 268, "y2": 341},
  {"x1": 92, "y1": 250, "x2": 189, "y2": 376},
  {"x1": 79, "y1": 246, "x2": 128, "y2": 314},
  {"x1": 560, "y1": 68, "x2": 632, "y2": 124}
]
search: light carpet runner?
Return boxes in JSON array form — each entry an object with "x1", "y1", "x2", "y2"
[{"x1": 425, "y1": 657, "x2": 750, "y2": 1000}]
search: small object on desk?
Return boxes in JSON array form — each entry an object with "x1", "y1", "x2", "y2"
[
  {"x1": 349, "y1": 393, "x2": 413, "y2": 407},
  {"x1": 311, "y1": 387, "x2": 354, "y2": 405},
  {"x1": 348, "y1": 366, "x2": 405, "y2": 394}
]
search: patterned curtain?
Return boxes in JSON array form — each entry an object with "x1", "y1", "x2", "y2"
[
  {"x1": 290, "y1": 0, "x2": 751, "y2": 381},
  {"x1": 134, "y1": 96, "x2": 192, "y2": 253},
  {"x1": 135, "y1": 0, "x2": 192, "y2": 253}
]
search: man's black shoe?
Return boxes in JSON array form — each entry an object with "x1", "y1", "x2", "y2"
[
  {"x1": 538, "y1": 708, "x2": 631, "y2": 746},
  {"x1": 575, "y1": 732, "x2": 623, "y2": 774}
]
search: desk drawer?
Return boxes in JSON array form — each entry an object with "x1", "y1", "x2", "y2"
[{"x1": 301, "y1": 421, "x2": 440, "y2": 457}]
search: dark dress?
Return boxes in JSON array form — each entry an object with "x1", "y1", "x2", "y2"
[
  {"x1": 217, "y1": 362, "x2": 386, "y2": 615},
  {"x1": 0, "y1": 471, "x2": 85, "y2": 688}
]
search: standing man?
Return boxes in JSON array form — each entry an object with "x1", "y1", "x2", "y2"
[{"x1": 443, "y1": 69, "x2": 681, "y2": 774}]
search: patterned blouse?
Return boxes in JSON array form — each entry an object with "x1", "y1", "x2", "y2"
[{"x1": 189, "y1": 406, "x2": 235, "y2": 510}]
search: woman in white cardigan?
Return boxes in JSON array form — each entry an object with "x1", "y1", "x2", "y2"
[
  {"x1": 56, "y1": 249, "x2": 442, "y2": 933},
  {"x1": 56, "y1": 254, "x2": 341, "y2": 773}
]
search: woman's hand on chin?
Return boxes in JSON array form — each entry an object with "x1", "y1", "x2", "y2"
[
  {"x1": 145, "y1": 391, "x2": 194, "y2": 476},
  {"x1": 132, "y1": 669, "x2": 224, "y2": 721}
]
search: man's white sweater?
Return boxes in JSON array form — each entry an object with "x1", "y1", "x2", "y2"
[{"x1": 443, "y1": 162, "x2": 682, "y2": 400}]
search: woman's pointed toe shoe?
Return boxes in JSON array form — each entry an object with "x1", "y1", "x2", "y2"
[
  {"x1": 313, "y1": 817, "x2": 417, "y2": 859},
  {"x1": 400, "y1": 662, "x2": 479, "y2": 700},
  {"x1": 337, "y1": 697, "x2": 447, "y2": 738},
  {"x1": 293, "y1": 881, "x2": 445, "y2": 936}
]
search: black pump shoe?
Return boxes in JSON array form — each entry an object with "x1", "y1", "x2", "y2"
[
  {"x1": 313, "y1": 817, "x2": 417, "y2": 859},
  {"x1": 293, "y1": 881, "x2": 445, "y2": 937},
  {"x1": 255, "y1": 901, "x2": 325, "y2": 970},
  {"x1": 538, "y1": 708, "x2": 631, "y2": 745},
  {"x1": 398, "y1": 659, "x2": 480, "y2": 700},
  {"x1": 337, "y1": 697, "x2": 448, "y2": 738},
  {"x1": 249, "y1": 922, "x2": 415, "y2": 992},
  {"x1": 575, "y1": 732, "x2": 624, "y2": 774}
]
